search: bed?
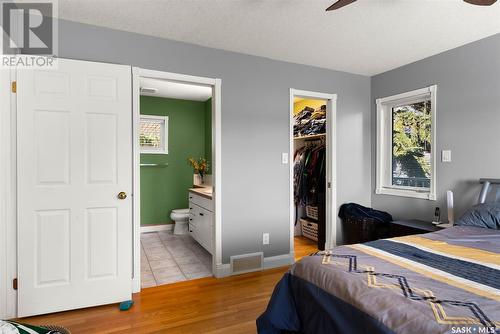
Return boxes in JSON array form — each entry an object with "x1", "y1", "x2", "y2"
[
  {"x1": 258, "y1": 182, "x2": 500, "y2": 334},
  {"x1": 258, "y1": 226, "x2": 499, "y2": 334}
]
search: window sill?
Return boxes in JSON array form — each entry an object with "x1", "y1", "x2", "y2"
[{"x1": 375, "y1": 187, "x2": 436, "y2": 200}]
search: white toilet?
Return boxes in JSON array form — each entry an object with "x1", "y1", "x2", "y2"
[{"x1": 171, "y1": 208, "x2": 190, "y2": 235}]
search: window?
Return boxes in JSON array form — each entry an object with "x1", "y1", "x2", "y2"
[
  {"x1": 139, "y1": 115, "x2": 168, "y2": 154},
  {"x1": 376, "y1": 85, "x2": 437, "y2": 200}
]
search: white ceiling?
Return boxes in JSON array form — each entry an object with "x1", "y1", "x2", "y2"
[
  {"x1": 140, "y1": 77, "x2": 212, "y2": 101},
  {"x1": 59, "y1": 0, "x2": 500, "y2": 76}
]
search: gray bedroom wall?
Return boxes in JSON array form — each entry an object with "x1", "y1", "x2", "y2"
[
  {"x1": 371, "y1": 33, "x2": 500, "y2": 222},
  {"x1": 55, "y1": 19, "x2": 371, "y2": 262}
]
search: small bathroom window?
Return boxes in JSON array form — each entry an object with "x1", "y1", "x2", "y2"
[{"x1": 139, "y1": 115, "x2": 168, "y2": 154}]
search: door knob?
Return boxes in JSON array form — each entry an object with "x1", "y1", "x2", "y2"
[{"x1": 117, "y1": 191, "x2": 127, "y2": 200}]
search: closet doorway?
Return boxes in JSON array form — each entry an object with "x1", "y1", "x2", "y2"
[{"x1": 289, "y1": 89, "x2": 337, "y2": 261}]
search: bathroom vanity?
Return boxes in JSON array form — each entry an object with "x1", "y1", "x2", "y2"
[{"x1": 188, "y1": 187, "x2": 214, "y2": 255}]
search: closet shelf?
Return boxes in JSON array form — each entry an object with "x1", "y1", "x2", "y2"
[{"x1": 293, "y1": 133, "x2": 326, "y2": 141}]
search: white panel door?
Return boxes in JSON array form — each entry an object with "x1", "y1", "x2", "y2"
[{"x1": 17, "y1": 58, "x2": 133, "y2": 317}]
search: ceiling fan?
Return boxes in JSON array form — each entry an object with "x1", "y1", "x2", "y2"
[{"x1": 326, "y1": 0, "x2": 498, "y2": 11}]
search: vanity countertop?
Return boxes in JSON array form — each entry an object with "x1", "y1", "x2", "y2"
[{"x1": 189, "y1": 186, "x2": 213, "y2": 200}]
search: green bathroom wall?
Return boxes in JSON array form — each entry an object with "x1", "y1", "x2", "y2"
[{"x1": 140, "y1": 96, "x2": 212, "y2": 226}]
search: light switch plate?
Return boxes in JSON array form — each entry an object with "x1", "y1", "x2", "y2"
[
  {"x1": 281, "y1": 153, "x2": 289, "y2": 164},
  {"x1": 263, "y1": 233, "x2": 270, "y2": 245},
  {"x1": 442, "y1": 150, "x2": 452, "y2": 162}
]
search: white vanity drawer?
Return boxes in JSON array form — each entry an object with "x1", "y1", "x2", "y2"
[
  {"x1": 188, "y1": 191, "x2": 214, "y2": 255},
  {"x1": 188, "y1": 205, "x2": 199, "y2": 227},
  {"x1": 188, "y1": 202, "x2": 214, "y2": 255},
  {"x1": 188, "y1": 192, "x2": 213, "y2": 211},
  {"x1": 188, "y1": 222, "x2": 199, "y2": 239}
]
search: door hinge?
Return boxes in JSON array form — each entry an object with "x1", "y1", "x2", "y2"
[
  {"x1": 327, "y1": 182, "x2": 332, "y2": 189},
  {"x1": 11, "y1": 81, "x2": 16, "y2": 93},
  {"x1": 12, "y1": 278, "x2": 18, "y2": 290}
]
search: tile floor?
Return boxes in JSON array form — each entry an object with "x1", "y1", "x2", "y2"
[{"x1": 141, "y1": 230, "x2": 212, "y2": 288}]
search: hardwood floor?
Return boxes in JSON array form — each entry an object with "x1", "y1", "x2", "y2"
[
  {"x1": 294, "y1": 236, "x2": 318, "y2": 261},
  {"x1": 19, "y1": 238, "x2": 317, "y2": 334},
  {"x1": 20, "y1": 268, "x2": 286, "y2": 333}
]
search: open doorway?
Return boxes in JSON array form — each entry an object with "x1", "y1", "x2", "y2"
[
  {"x1": 132, "y1": 69, "x2": 221, "y2": 291},
  {"x1": 289, "y1": 89, "x2": 337, "y2": 262}
]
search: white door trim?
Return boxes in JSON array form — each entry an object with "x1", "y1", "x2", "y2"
[
  {"x1": 289, "y1": 89, "x2": 338, "y2": 258},
  {"x1": 0, "y1": 66, "x2": 18, "y2": 319},
  {"x1": 132, "y1": 68, "x2": 222, "y2": 291}
]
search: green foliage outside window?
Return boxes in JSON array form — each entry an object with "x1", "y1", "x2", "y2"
[
  {"x1": 140, "y1": 133, "x2": 159, "y2": 147},
  {"x1": 392, "y1": 100, "x2": 431, "y2": 188}
]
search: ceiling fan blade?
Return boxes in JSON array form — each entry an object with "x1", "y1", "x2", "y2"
[
  {"x1": 463, "y1": 0, "x2": 497, "y2": 5},
  {"x1": 326, "y1": 0, "x2": 357, "y2": 11}
]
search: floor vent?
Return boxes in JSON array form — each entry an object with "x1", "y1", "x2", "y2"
[{"x1": 230, "y1": 252, "x2": 264, "y2": 274}]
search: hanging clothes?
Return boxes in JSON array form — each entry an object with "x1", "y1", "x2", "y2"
[
  {"x1": 293, "y1": 142, "x2": 326, "y2": 208},
  {"x1": 293, "y1": 103, "x2": 328, "y2": 250}
]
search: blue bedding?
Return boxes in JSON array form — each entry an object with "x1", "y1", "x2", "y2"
[
  {"x1": 257, "y1": 273, "x2": 394, "y2": 334},
  {"x1": 257, "y1": 227, "x2": 500, "y2": 334}
]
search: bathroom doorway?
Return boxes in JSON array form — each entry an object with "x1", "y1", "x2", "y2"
[
  {"x1": 132, "y1": 69, "x2": 221, "y2": 291},
  {"x1": 289, "y1": 89, "x2": 337, "y2": 261}
]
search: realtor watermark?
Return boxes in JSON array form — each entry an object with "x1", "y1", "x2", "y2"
[
  {"x1": 449, "y1": 326, "x2": 497, "y2": 334},
  {"x1": 1, "y1": 0, "x2": 58, "y2": 68}
]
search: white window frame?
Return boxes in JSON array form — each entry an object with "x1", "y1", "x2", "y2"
[
  {"x1": 139, "y1": 115, "x2": 168, "y2": 154},
  {"x1": 375, "y1": 85, "x2": 437, "y2": 200}
]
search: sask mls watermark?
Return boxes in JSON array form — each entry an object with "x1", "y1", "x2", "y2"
[
  {"x1": 1, "y1": 0, "x2": 58, "y2": 67},
  {"x1": 450, "y1": 326, "x2": 497, "y2": 334}
]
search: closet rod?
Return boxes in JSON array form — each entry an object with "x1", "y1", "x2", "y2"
[
  {"x1": 140, "y1": 163, "x2": 169, "y2": 167},
  {"x1": 304, "y1": 138, "x2": 325, "y2": 144}
]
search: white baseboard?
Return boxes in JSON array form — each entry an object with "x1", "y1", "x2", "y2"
[
  {"x1": 263, "y1": 253, "x2": 295, "y2": 269},
  {"x1": 214, "y1": 263, "x2": 231, "y2": 278},
  {"x1": 213, "y1": 253, "x2": 294, "y2": 278},
  {"x1": 140, "y1": 224, "x2": 173, "y2": 233}
]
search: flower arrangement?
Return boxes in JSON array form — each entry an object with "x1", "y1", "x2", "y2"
[{"x1": 188, "y1": 157, "x2": 209, "y2": 183}]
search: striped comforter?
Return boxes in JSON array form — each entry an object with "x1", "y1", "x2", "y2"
[{"x1": 257, "y1": 226, "x2": 500, "y2": 334}]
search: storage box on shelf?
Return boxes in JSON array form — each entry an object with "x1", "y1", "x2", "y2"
[
  {"x1": 305, "y1": 206, "x2": 319, "y2": 220},
  {"x1": 300, "y1": 218, "x2": 318, "y2": 242}
]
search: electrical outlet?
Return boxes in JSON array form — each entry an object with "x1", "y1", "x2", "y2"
[
  {"x1": 263, "y1": 233, "x2": 270, "y2": 245},
  {"x1": 281, "y1": 153, "x2": 288, "y2": 164}
]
